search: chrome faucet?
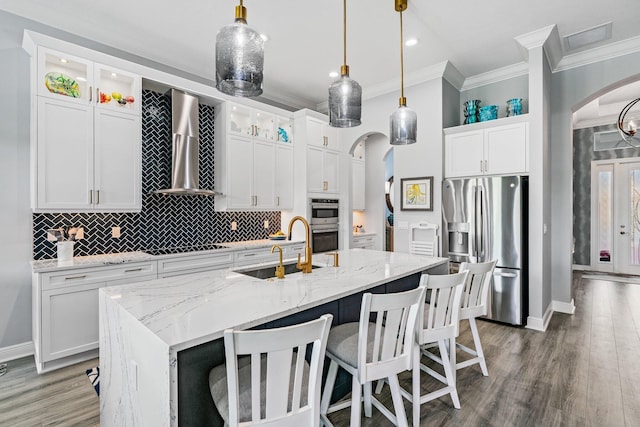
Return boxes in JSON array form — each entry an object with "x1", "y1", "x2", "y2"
[{"x1": 287, "y1": 216, "x2": 313, "y2": 274}]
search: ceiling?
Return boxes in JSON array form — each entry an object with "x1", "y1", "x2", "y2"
[{"x1": 2, "y1": 0, "x2": 640, "y2": 111}]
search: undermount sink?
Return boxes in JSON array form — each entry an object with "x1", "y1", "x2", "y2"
[{"x1": 235, "y1": 261, "x2": 322, "y2": 279}]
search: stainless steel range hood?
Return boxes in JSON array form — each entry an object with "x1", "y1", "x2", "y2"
[{"x1": 155, "y1": 89, "x2": 220, "y2": 196}]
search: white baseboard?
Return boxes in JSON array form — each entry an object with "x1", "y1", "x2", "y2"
[
  {"x1": 526, "y1": 303, "x2": 554, "y2": 331},
  {"x1": 0, "y1": 341, "x2": 34, "y2": 362},
  {"x1": 552, "y1": 298, "x2": 576, "y2": 315}
]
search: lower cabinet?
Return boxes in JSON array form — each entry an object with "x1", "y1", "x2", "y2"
[
  {"x1": 352, "y1": 234, "x2": 377, "y2": 249},
  {"x1": 33, "y1": 261, "x2": 157, "y2": 373},
  {"x1": 157, "y1": 252, "x2": 234, "y2": 278}
]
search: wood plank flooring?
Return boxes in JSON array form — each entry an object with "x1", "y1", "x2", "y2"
[{"x1": 1, "y1": 272, "x2": 638, "y2": 426}]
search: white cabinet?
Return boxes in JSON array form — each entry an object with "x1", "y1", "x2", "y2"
[
  {"x1": 215, "y1": 103, "x2": 294, "y2": 210},
  {"x1": 33, "y1": 261, "x2": 157, "y2": 373},
  {"x1": 157, "y1": 251, "x2": 234, "y2": 278},
  {"x1": 32, "y1": 46, "x2": 142, "y2": 212},
  {"x1": 304, "y1": 117, "x2": 340, "y2": 194},
  {"x1": 352, "y1": 234, "x2": 377, "y2": 249},
  {"x1": 444, "y1": 120, "x2": 529, "y2": 178},
  {"x1": 352, "y1": 159, "x2": 365, "y2": 210}
]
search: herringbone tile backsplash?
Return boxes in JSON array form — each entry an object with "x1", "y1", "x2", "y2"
[{"x1": 33, "y1": 90, "x2": 280, "y2": 260}]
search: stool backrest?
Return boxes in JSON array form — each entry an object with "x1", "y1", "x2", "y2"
[
  {"x1": 409, "y1": 222, "x2": 439, "y2": 256},
  {"x1": 357, "y1": 287, "x2": 426, "y2": 383},
  {"x1": 417, "y1": 271, "x2": 468, "y2": 341},
  {"x1": 223, "y1": 314, "x2": 333, "y2": 427},
  {"x1": 459, "y1": 260, "x2": 497, "y2": 319}
]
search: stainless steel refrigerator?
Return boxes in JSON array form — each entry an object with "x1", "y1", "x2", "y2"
[{"x1": 442, "y1": 176, "x2": 528, "y2": 326}]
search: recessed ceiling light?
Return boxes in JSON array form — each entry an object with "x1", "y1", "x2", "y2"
[
  {"x1": 405, "y1": 38, "x2": 419, "y2": 47},
  {"x1": 260, "y1": 34, "x2": 270, "y2": 42},
  {"x1": 111, "y1": 72, "x2": 117, "y2": 78},
  {"x1": 329, "y1": 71, "x2": 339, "y2": 78},
  {"x1": 59, "y1": 58, "x2": 68, "y2": 63},
  {"x1": 76, "y1": 77, "x2": 87, "y2": 82}
]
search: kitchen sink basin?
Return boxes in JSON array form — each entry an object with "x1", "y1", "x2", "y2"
[{"x1": 235, "y1": 261, "x2": 322, "y2": 279}]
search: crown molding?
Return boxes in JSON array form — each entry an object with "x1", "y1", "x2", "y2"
[
  {"x1": 461, "y1": 62, "x2": 529, "y2": 91},
  {"x1": 442, "y1": 61, "x2": 465, "y2": 90},
  {"x1": 555, "y1": 34, "x2": 640, "y2": 73},
  {"x1": 259, "y1": 86, "x2": 318, "y2": 112},
  {"x1": 515, "y1": 24, "x2": 558, "y2": 61}
]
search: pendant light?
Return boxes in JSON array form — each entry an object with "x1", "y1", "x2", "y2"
[
  {"x1": 389, "y1": 0, "x2": 417, "y2": 145},
  {"x1": 617, "y1": 97, "x2": 640, "y2": 147},
  {"x1": 328, "y1": 0, "x2": 362, "y2": 127},
  {"x1": 215, "y1": 0, "x2": 264, "y2": 97}
]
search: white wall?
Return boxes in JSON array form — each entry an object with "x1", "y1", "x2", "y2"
[
  {"x1": 341, "y1": 77, "x2": 444, "y2": 253},
  {"x1": 550, "y1": 51, "x2": 640, "y2": 306}
]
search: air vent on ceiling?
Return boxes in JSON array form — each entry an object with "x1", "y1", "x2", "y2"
[{"x1": 563, "y1": 22, "x2": 612, "y2": 51}]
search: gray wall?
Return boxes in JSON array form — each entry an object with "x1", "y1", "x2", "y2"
[
  {"x1": 460, "y1": 74, "x2": 529, "y2": 122},
  {"x1": 0, "y1": 47, "x2": 32, "y2": 349},
  {"x1": 551, "y1": 51, "x2": 640, "y2": 304},
  {"x1": 572, "y1": 124, "x2": 640, "y2": 265}
]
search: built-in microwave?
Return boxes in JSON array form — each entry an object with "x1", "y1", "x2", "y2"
[
  {"x1": 311, "y1": 223, "x2": 339, "y2": 254},
  {"x1": 310, "y1": 198, "x2": 339, "y2": 225}
]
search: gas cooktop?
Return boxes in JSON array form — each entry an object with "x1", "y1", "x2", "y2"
[{"x1": 143, "y1": 244, "x2": 227, "y2": 256}]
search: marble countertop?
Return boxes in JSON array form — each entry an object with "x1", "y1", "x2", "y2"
[
  {"x1": 31, "y1": 239, "x2": 304, "y2": 273},
  {"x1": 100, "y1": 249, "x2": 448, "y2": 351}
]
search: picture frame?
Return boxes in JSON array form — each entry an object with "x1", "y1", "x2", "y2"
[{"x1": 400, "y1": 176, "x2": 433, "y2": 211}]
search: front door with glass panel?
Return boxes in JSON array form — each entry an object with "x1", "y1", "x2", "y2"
[{"x1": 592, "y1": 159, "x2": 640, "y2": 275}]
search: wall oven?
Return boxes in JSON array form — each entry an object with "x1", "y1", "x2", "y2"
[{"x1": 310, "y1": 198, "x2": 339, "y2": 253}]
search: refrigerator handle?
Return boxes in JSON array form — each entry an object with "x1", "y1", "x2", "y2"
[{"x1": 477, "y1": 185, "x2": 484, "y2": 261}]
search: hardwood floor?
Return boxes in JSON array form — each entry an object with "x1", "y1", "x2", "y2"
[{"x1": 1, "y1": 272, "x2": 638, "y2": 426}]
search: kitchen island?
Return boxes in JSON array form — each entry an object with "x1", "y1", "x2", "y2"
[{"x1": 99, "y1": 249, "x2": 448, "y2": 426}]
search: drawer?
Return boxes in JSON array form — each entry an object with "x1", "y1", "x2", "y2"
[
  {"x1": 234, "y1": 248, "x2": 281, "y2": 267},
  {"x1": 157, "y1": 252, "x2": 234, "y2": 275},
  {"x1": 42, "y1": 261, "x2": 158, "y2": 290}
]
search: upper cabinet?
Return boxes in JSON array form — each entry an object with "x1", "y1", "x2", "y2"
[
  {"x1": 214, "y1": 102, "x2": 294, "y2": 210},
  {"x1": 303, "y1": 117, "x2": 340, "y2": 194},
  {"x1": 444, "y1": 118, "x2": 529, "y2": 178},
  {"x1": 32, "y1": 46, "x2": 142, "y2": 212}
]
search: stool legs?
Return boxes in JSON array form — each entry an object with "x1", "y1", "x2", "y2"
[{"x1": 469, "y1": 317, "x2": 488, "y2": 376}]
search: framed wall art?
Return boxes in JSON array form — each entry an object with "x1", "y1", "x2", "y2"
[{"x1": 400, "y1": 176, "x2": 433, "y2": 211}]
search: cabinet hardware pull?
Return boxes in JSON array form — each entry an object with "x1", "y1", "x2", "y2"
[
  {"x1": 484, "y1": 160, "x2": 488, "y2": 171},
  {"x1": 96, "y1": 190, "x2": 100, "y2": 204},
  {"x1": 245, "y1": 253, "x2": 255, "y2": 256},
  {"x1": 89, "y1": 190, "x2": 93, "y2": 204},
  {"x1": 65, "y1": 275, "x2": 86, "y2": 280},
  {"x1": 276, "y1": 196, "x2": 280, "y2": 206},
  {"x1": 480, "y1": 160, "x2": 483, "y2": 172},
  {"x1": 96, "y1": 87, "x2": 100, "y2": 104},
  {"x1": 89, "y1": 86, "x2": 93, "y2": 102},
  {"x1": 125, "y1": 268, "x2": 143, "y2": 273}
]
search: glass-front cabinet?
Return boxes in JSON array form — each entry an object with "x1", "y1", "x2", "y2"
[
  {"x1": 227, "y1": 103, "x2": 276, "y2": 142},
  {"x1": 37, "y1": 47, "x2": 140, "y2": 115}
]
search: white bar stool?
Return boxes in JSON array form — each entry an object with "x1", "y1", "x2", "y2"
[
  {"x1": 456, "y1": 260, "x2": 497, "y2": 376},
  {"x1": 209, "y1": 314, "x2": 333, "y2": 427},
  {"x1": 319, "y1": 287, "x2": 426, "y2": 427}
]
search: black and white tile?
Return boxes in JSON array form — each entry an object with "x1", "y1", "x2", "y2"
[{"x1": 33, "y1": 90, "x2": 280, "y2": 260}]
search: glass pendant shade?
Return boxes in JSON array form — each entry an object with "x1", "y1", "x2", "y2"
[
  {"x1": 329, "y1": 72, "x2": 362, "y2": 127},
  {"x1": 390, "y1": 104, "x2": 417, "y2": 145},
  {"x1": 215, "y1": 19, "x2": 264, "y2": 97}
]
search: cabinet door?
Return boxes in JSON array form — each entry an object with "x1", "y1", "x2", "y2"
[
  {"x1": 253, "y1": 110, "x2": 276, "y2": 142},
  {"x1": 484, "y1": 122, "x2": 528, "y2": 175},
  {"x1": 94, "y1": 108, "x2": 141, "y2": 210},
  {"x1": 226, "y1": 135, "x2": 254, "y2": 208},
  {"x1": 37, "y1": 47, "x2": 92, "y2": 104},
  {"x1": 307, "y1": 145, "x2": 325, "y2": 193},
  {"x1": 323, "y1": 124, "x2": 339, "y2": 151},
  {"x1": 324, "y1": 150, "x2": 340, "y2": 193},
  {"x1": 306, "y1": 119, "x2": 325, "y2": 148},
  {"x1": 444, "y1": 130, "x2": 484, "y2": 178},
  {"x1": 275, "y1": 145, "x2": 294, "y2": 209},
  {"x1": 42, "y1": 282, "x2": 104, "y2": 361},
  {"x1": 228, "y1": 104, "x2": 253, "y2": 137},
  {"x1": 276, "y1": 116, "x2": 294, "y2": 145},
  {"x1": 352, "y1": 159, "x2": 365, "y2": 210},
  {"x1": 94, "y1": 63, "x2": 141, "y2": 115},
  {"x1": 37, "y1": 96, "x2": 94, "y2": 210},
  {"x1": 253, "y1": 140, "x2": 276, "y2": 208}
]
